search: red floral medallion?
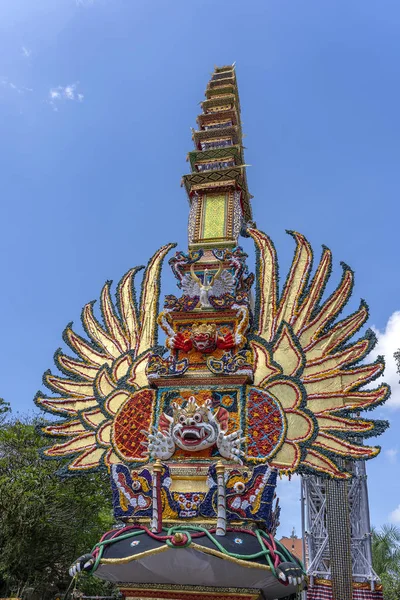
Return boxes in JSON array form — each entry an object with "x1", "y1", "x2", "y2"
[
  {"x1": 113, "y1": 389, "x2": 155, "y2": 461},
  {"x1": 246, "y1": 386, "x2": 286, "y2": 460}
]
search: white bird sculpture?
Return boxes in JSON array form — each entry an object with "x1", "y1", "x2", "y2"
[{"x1": 181, "y1": 263, "x2": 235, "y2": 309}]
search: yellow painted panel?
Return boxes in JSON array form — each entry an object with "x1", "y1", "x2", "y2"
[
  {"x1": 170, "y1": 475, "x2": 209, "y2": 493},
  {"x1": 202, "y1": 194, "x2": 226, "y2": 239}
]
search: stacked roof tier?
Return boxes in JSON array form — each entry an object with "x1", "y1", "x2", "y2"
[{"x1": 182, "y1": 66, "x2": 252, "y2": 249}]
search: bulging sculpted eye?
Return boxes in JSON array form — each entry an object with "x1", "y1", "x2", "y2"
[
  {"x1": 194, "y1": 413, "x2": 202, "y2": 423},
  {"x1": 234, "y1": 481, "x2": 246, "y2": 493},
  {"x1": 179, "y1": 415, "x2": 186, "y2": 424}
]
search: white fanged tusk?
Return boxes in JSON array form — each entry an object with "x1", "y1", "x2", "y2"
[{"x1": 180, "y1": 428, "x2": 201, "y2": 439}]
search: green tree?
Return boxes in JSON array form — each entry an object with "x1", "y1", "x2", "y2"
[
  {"x1": 394, "y1": 349, "x2": 400, "y2": 376},
  {"x1": 379, "y1": 574, "x2": 400, "y2": 600},
  {"x1": 372, "y1": 524, "x2": 400, "y2": 600},
  {"x1": 0, "y1": 415, "x2": 115, "y2": 599},
  {"x1": 372, "y1": 524, "x2": 400, "y2": 576},
  {"x1": 0, "y1": 397, "x2": 11, "y2": 426}
]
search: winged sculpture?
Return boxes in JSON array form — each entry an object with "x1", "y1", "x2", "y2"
[
  {"x1": 36, "y1": 229, "x2": 388, "y2": 479},
  {"x1": 181, "y1": 262, "x2": 235, "y2": 308}
]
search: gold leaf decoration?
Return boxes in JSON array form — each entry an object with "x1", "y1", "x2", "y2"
[
  {"x1": 36, "y1": 243, "x2": 175, "y2": 473},
  {"x1": 247, "y1": 228, "x2": 389, "y2": 479}
]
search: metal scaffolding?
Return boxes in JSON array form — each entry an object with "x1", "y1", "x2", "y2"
[{"x1": 301, "y1": 460, "x2": 380, "y2": 592}]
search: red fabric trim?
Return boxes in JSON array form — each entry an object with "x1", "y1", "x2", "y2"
[{"x1": 307, "y1": 583, "x2": 383, "y2": 600}]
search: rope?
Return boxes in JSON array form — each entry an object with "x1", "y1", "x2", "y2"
[
  {"x1": 87, "y1": 524, "x2": 307, "y2": 578},
  {"x1": 62, "y1": 573, "x2": 78, "y2": 600}
]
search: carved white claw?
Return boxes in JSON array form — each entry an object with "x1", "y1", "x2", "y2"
[
  {"x1": 216, "y1": 429, "x2": 246, "y2": 465},
  {"x1": 141, "y1": 428, "x2": 175, "y2": 460},
  {"x1": 68, "y1": 554, "x2": 95, "y2": 577}
]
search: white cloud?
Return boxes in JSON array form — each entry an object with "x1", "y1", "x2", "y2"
[
  {"x1": 390, "y1": 504, "x2": 400, "y2": 523},
  {"x1": 48, "y1": 82, "x2": 84, "y2": 110},
  {"x1": 21, "y1": 46, "x2": 31, "y2": 58},
  {"x1": 64, "y1": 85, "x2": 75, "y2": 100},
  {"x1": 384, "y1": 448, "x2": 398, "y2": 463},
  {"x1": 368, "y1": 311, "x2": 400, "y2": 409},
  {"x1": 0, "y1": 78, "x2": 32, "y2": 94}
]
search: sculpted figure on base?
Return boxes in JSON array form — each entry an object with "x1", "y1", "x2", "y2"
[{"x1": 142, "y1": 396, "x2": 246, "y2": 464}]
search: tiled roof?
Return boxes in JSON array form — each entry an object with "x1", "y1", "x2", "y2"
[{"x1": 279, "y1": 536, "x2": 303, "y2": 561}]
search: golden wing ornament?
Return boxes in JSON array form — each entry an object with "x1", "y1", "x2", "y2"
[
  {"x1": 245, "y1": 228, "x2": 389, "y2": 479},
  {"x1": 35, "y1": 243, "x2": 175, "y2": 473},
  {"x1": 36, "y1": 228, "x2": 388, "y2": 480}
]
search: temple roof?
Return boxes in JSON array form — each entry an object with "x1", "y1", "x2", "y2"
[{"x1": 182, "y1": 65, "x2": 252, "y2": 226}]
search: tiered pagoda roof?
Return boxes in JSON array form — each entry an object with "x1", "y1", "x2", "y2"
[{"x1": 182, "y1": 65, "x2": 252, "y2": 248}]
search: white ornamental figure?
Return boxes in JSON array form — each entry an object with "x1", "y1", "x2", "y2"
[
  {"x1": 181, "y1": 263, "x2": 235, "y2": 308},
  {"x1": 142, "y1": 397, "x2": 246, "y2": 464}
]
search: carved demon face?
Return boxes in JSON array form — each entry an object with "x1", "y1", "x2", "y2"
[
  {"x1": 171, "y1": 397, "x2": 219, "y2": 451},
  {"x1": 190, "y1": 323, "x2": 217, "y2": 353}
]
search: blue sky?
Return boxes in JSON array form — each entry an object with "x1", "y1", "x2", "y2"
[{"x1": 1, "y1": 0, "x2": 400, "y2": 537}]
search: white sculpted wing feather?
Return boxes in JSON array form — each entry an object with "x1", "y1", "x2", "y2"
[
  {"x1": 181, "y1": 273, "x2": 201, "y2": 297},
  {"x1": 211, "y1": 269, "x2": 235, "y2": 298}
]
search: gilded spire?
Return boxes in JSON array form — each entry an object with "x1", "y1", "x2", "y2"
[{"x1": 182, "y1": 65, "x2": 252, "y2": 250}]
